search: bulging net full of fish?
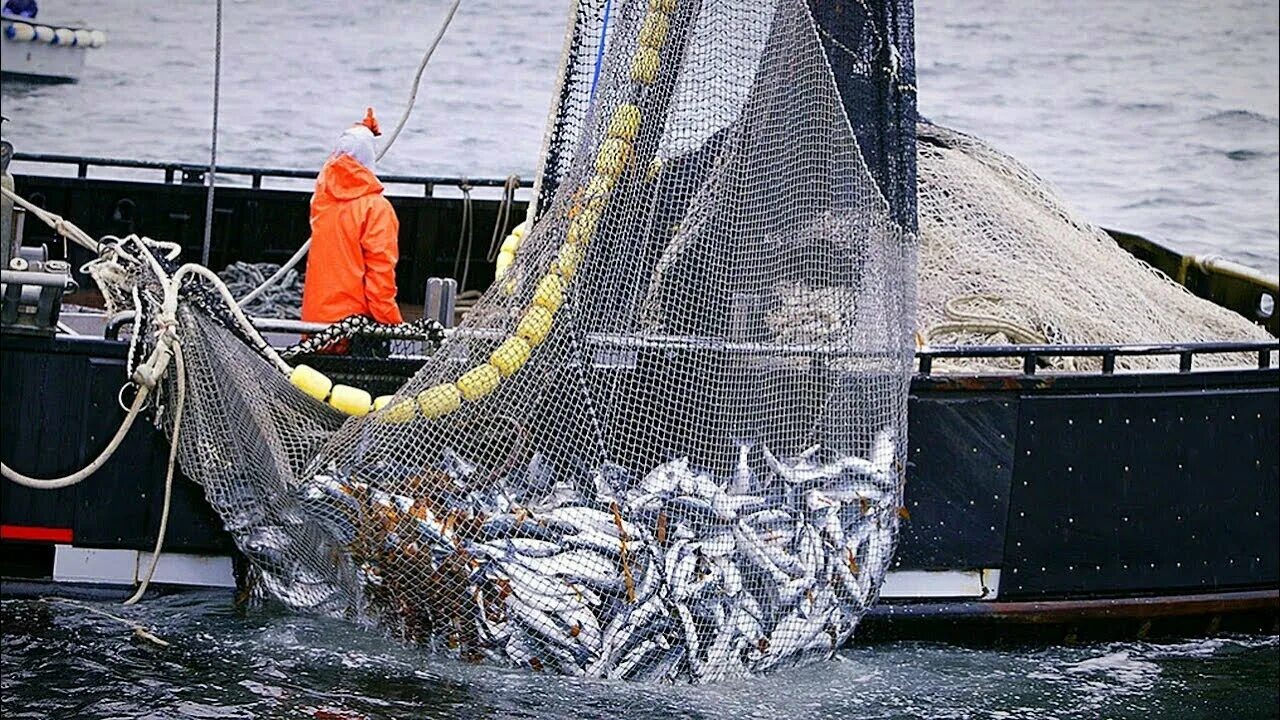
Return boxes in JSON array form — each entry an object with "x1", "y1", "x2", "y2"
[{"x1": 114, "y1": 0, "x2": 916, "y2": 683}]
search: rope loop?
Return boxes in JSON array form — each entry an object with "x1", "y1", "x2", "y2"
[{"x1": 117, "y1": 381, "x2": 151, "y2": 414}]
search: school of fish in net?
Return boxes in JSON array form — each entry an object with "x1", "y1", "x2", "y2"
[{"x1": 275, "y1": 429, "x2": 899, "y2": 680}]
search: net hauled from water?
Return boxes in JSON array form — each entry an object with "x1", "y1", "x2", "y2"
[{"x1": 109, "y1": 0, "x2": 916, "y2": 683}]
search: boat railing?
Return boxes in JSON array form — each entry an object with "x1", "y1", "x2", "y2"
[
  {"x1": 12, "y1": 152, "x2": 533, "y2": 198},
  {"x1": 917, "y1": 340, "x2": 1279, "y2": 375},
  {"x1": 104, "y1": 311, "x2": 332, "y2": 340},
  {"x1": 98, "y1": 310, "x2": 1279, "y2": 377}
]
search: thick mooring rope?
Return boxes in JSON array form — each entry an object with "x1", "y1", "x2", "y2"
[{"x1": 200, "y1": 0, "x2": 224, "y2": 267}]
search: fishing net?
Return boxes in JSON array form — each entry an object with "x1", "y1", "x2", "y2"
[
  {"x1": 916, "y1": 121, "x2": 1274, "y2": 372},
  {"x1": 103, "y1": 0, "x2": 916, "y2": 683}
]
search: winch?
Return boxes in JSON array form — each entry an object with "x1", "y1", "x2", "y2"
[
  {"x1": 0, "y1": 245, "x2": 77, "y2": 336},
  {"x1": 0, "y1": 127, "x2": 77, "y2": 336}
]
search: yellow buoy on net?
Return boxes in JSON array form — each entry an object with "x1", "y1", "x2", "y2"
[
  {"x1": 556, "y1": 242, "x2": 585, "y2": 279},
  {"x1": 373, "y1": 395, "x2": 418, "y2": 423},
  {"x1": 490, "y1": 336, "x2": 532, "y2": 377},
  {"x1": 632, "y1": 47, "x2": 660, "y2": 85},
  {"x1": 457, "y1": 364, "x2": 502, "y2": 401},
  {"x1": 567, "y1": 208, "x2": 601, "y2": 246},
  {"x1": 328, "y1": 385, "x2": 373, "y2": 417},
  {"x1": 583, "y1": 174, "x2": 615, "y2": 212},
  {"x1": 533, "y1": 273, "x2": 566, "y2": 313},
  {"x1": 596, "y1": 138, "x2": 633, "y2": 178},
  {"x1": 639, "y1": 12, "x2": 669, "y2": 48},
  {"x1": 517, "y1": 306, "x2": 555, "y2": 347},
  {"x1": 417, "y1": 383, "x2": 462, "y2": 418},
  {"x1": 290, "y1": 365, "x2": 333, "y2": 402},
  {"x1": 608, "y1": 104, "x2": 642, "y2": 141}
]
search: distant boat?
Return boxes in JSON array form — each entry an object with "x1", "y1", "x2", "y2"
[{"x1": 1, "y1": 10, "x2": 105, "y2": 84}]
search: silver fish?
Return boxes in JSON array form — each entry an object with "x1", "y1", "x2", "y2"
[
  {"x1": 542, "y1": 506, "x2": 640, "y2": 540},
  {"x1": 778, "y1": 576, "x2": 817, "y2": 606},
  {"x1": 697, "y1": 604, "x2": 740, "y2": 683},
  {"x1": 498, "y1": 562, "x2": 585, "y2": 613},
  {"x1": 733, "y1": 521, "x2": 793, "y2": 589},
  {"x1": 675, "y1": 602, "x2": 701, "y2": 670},
  {"x1": 744, "y1": 508, "x2": 792, "y2": 528},
  {"x1": 529, "y1": 481, "x2": 587, "y2": 513},
  {"x1": 499, "y1": 537, "x2": 564, "y2": 558},
  {"x1": 519, "y1": 549, "x2": 626, "y2": 592},
  {"x1": 757, "y1": 605, "x2": 832, "y2": 672},
  {"x1": 714, "y1": 555, "x2": 743, "y2": 596},
  {"x1": 796, "y1": 523, "x2": 823, "y2": 581},
  {"x1": 609, "y1": 638, "x2": 658, "y2": 680},
  {"x1": 761, "y1": 443, "x2": 879, "y2": 485},
  {"x1": 504, "y1": 624, "x2": 538, "y2": 667},
  {"x1": 506, "y1": 594, "x2": 585, "y2": 662},
  {"x1": 629, "y1": 641, "x2": 685, "y2": 683},
  {"x1": 711, "y1": 490, "x2": 766, "y2": 521},
  {"x1": 562, "y1": 525, "x2": 644, "y2": 558},
  {"x1": 640, "y1": 458, "x2": 689, "y2": 495},
  {"x1": 869, "y1": 426, "x2": 896, "y2": 479},
  {"x1": 697, "y1": 532, "x2": 737, "y2": 559},
  {"x1": 731, "y1": 442, "x2": 754, "y2": 495},
  {"x1": 440, "y1": 447, "x2": 477, "y2": 481},
  {"x1": 678, "y1": 470, "x2": 721, "y2": 501},
  {"x1": 623, "y1": 491, "x2": 668, "y2": 513},
  {"x1": 590, "y1": 594, "x2": 665, "y2": 677}
]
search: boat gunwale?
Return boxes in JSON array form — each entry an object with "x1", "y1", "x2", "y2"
[
  {"x1": 6, "y1": 332, "x2": 1276, "y2": 393},
  {"x1": 11, "y1": 152, "x2": 535, "y2": 195}
]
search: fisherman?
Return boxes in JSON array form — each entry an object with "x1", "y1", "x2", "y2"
[{"x1": 300, "y1": 108, "x2": 404, "y2": 329}]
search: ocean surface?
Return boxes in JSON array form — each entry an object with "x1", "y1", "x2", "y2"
[
  {"x1": 1, "y1": 0, "x2": 1277, "y2": 273},
  {"x1": 2, "y1": 593, "x2": 1278, "y2": 720},
  {"x1": 2, "y1": 2, "x2": 1278, "y2": 719}
]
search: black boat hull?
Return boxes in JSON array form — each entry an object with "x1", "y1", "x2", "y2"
[{"x1": 4, "y1": 332, "x2": 1276, "y2": 638}]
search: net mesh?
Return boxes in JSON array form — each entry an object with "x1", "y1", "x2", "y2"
[
  {"x1": 126, "y1": 0, "x2": 915, "y2": 683},
  {"x1": 916, "y1": 121, "x2": 1274, "y2": 371}
]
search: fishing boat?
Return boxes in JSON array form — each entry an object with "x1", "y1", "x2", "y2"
[
  {"x1": 1, "y1": 11, "x2": 106, "y2": 84},
  {"x1": 2, "y1": 145, "x2": 1276, "y2": 642}
]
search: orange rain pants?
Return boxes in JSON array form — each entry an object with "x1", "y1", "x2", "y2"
[{"x1": 300, "y1": 153, "x2": 404, "y2": 325}]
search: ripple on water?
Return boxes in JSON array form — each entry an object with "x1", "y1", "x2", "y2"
[{"x1": 2, "y1": 595, "x2": 1278, "y2": 719}]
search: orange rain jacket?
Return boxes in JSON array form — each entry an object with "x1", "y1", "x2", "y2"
[{"x1": 300, "y1": 154, "x2": 404, "y2": 325}]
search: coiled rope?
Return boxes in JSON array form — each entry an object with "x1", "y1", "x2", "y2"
[{"x1": 922, "y1": 294, "x2": 1048, "y2": 345}]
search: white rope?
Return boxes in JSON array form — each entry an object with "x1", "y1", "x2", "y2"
[
  {"x1": 170, "y1": 263, "x2": 292, "y2": 375},
  {"x1": 40, "y1": 597, "x2": 170, "y2": 647},
  {"x1": 2, "y1": 237, "x2": 288, "y2": 490},
  {"x1": 0, "y1": 185, "x2": 102, "y2": 256},
  {"x1": 377, "y1": 0, "x2": 463, "y2": 162},
  {"x1": 124, "y1": 340, "x2": 185, "y2": 606},
  {"x1": 0, "y1": 387, "x2": 151, "y2": 489},
  {"x1": 201, "y1": 0, "x2": 224, "y2": 267}
]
